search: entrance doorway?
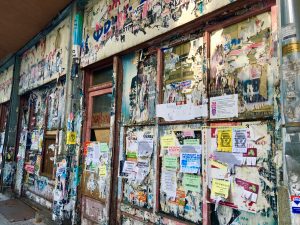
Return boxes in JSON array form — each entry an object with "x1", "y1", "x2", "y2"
[{"x1": 81, "y1": 66, "x2": 114, "y2": 224}]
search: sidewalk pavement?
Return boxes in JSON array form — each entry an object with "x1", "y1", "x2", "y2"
[{"x1": 0, "y1": 193, "x2": 48, "y2": 225}]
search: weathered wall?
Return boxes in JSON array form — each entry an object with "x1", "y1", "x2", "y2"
[
  {"x1": 0, "y1": 65, "x2": 13, "y2": 104},
  {"x1": 19, "y1": 16, "x2": 71, "y2": 94},
  {"x1": 80, "y1": 0, "x2": 236, "y2": 67}
]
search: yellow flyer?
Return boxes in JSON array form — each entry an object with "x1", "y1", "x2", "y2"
[
  {"x1": 66, "y1": 131, "x2": 77, "y2": 145},
  {"x1": 211, "y1": 179, "x2": 230, "y2": 199},
  {"x1": 161, "y1": 135, "x2": 176, "y2": 148},
  {"x1": 99, "y1": 165, "x2": 107, "y2": 176},
  {"x1": 217, "y1": 128, "x2": 232, "y2": 152}
]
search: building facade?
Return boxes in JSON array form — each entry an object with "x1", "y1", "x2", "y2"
[{"x1": 0, "y1": 0, "x2": 299, "y2": 224}]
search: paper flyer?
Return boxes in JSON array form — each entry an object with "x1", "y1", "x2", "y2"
[
  {"x1": 210, "y1": 94, "x2": 238, "y2": 119},
  {"x1": 217, "y1": 128, "x2": 233, "y2": 152}
]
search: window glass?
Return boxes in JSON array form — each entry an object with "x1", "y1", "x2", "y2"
[
  {"x1": 92, "y1": 67, "x2": 113, "y2": 86},
  {"x1": 41, "y1": 135, "x2": 55, "y2": 178},
  {"x1": 91, "y1": 94, "x2": 112, "y2": 128}
]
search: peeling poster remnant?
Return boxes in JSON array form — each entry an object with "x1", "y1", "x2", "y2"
[
  {"x1": 0, "y1": 65, "x2": 13, "y2": 104},
  {"x1": 159, "y1": 125, "x2": 203, "y2": 224},
  {"x1": 122, "y1": 51, "x2": 157, "y2": 124},
  {"x1": 209, "y1": 12, "x2": 274, "y2": 119},
  {"x1": 157, "y1": 36, "x2": 208, "y2": 121},
  {"x1": 121, "y1": 127, "x2": 155, "y2": 209},
  {"x1": 205, "y1": 122, "x2": 277, "y2": 224},
  {"x1": 81, "y1": 0, "x2": 236, "y2": 66},
  {"x1": 19, "y1": 17, "x2": 71, "y2": 94}
]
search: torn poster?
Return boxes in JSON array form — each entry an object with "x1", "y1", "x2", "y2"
[
  {"x1": 210, "y1": 12, "x2": 273, "y2": 119},
  {"x1": 121, "y1": 52, "x2": 157, "y2": 124},
  {"x1": 161, "y1": 170, "x2": 177, "y2": 199},
  {"x1": 183, "y1": 174, "x2": 201, "y2": 192},
  {"x1": 137, "y1": 139, "x2": 154, "y2": 157},
  {"x1": 236, "y1": 178, "x2": 259, "y2": 203},
  {"x1": 210, "y1": 94, "x2": 238, "y2": 119},
  {"x1": 163, "y1": 37, "x2": 208, "y2": 121},
  {"x1": 232, "y1": 128, "x2": 247, "y2": 153},
  {"x1": 217, "y1": 128, "x2": 233, "y2": 152},
  {"x1": 180, "y1": 152, "x2": 201, "y2": 174}
]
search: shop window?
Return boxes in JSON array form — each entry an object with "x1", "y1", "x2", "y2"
[{"x1": 40, "y1": 134, "x2": 55, "y2": 178}]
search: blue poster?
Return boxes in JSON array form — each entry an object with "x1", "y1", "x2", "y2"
[{"x1": 180, "y1": 153, "x2": 201, "y2": 174}]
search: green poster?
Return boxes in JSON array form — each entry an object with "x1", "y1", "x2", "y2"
[
  {"x1": 183, "y1": 174, "x2": 201, "y2": 192},
  {"x1": 183, "y1": 139, "x2": 200, "y2": 146},
  {"x1": 163, "y1": 156, "x2": 178, "y2": 171}
]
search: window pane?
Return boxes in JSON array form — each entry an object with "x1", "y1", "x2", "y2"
[
  {"x1": 90, "y1": 129, "x2": 110, "y2": 142},
  {"x1": 92, "y1": 67, "x2": 113, "y2": 86},
  {"x1": 41, "y1": 136, "x2": 55, "y2": 178},
  {"x1": 91, "y1": 94, "x2": 112, "y2": 128}
]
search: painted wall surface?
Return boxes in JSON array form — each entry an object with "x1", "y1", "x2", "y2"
[
  {"x1": 19, "y1": 16, "x2": 71, "y2": 94},
  {"x1": 80, "y1": 0, "x2": 236, "y2": 67},
  {"x1": 0, "y1": 65, "x2": 13, "y2": 104}
]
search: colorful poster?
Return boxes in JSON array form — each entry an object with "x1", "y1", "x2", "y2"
[
  {"x1": 100, "y1": 143, "x2": 109, "y2": 152},
  {"x1": 183, "y1": 174, "x2": 201, "y2": 192},
  {"x1": 217, "y1": 129, "x2": 233, "y2": 152},
  {"x1": 180, "y1": 153, "x2": 201, "y2": 174},
  {"x1": 160, "y1": 136, "x2": 176, "y2": 148},
  {"x1": 211, "y1": 179, "x2": 230, "y2": 199},
  {"x1": 66, "y1": 131, "x2": 77, "y2": 145}
]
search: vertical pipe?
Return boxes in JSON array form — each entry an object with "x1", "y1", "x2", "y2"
[
  {"x1": 280, "y1": 0, "x2": 300, "y2": 127},
  {"x1": 280, "y1": 1, "x2": 300, "y2": 224}
]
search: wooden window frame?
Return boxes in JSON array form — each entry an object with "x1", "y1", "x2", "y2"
[{"x1": 40, "y1": 133, "x2": 56, "y2": 179}]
